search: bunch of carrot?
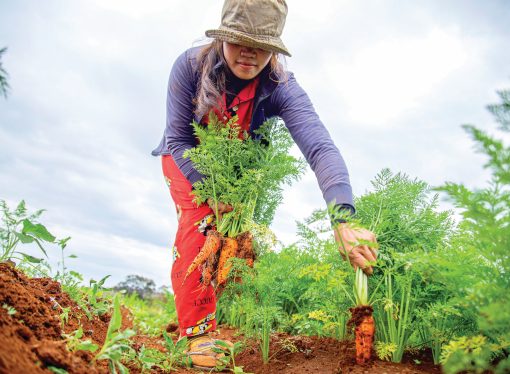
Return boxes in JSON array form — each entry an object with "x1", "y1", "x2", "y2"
[
  {"x1": 184, "y1": 229, "x2": 255, "y2": 291},
  {"x1": 181, "y1": 114, "x2": 304, "y2": 290}
]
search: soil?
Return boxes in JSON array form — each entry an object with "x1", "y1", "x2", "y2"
[
  {"x1": 0, "y1": 263, "x2": 442, "y2": 374},
  {"x1": 175, "y1": 328, "x2": 441, "y2": 374}
]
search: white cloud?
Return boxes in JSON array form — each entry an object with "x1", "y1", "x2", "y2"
[{"x1": 326, "y1": 27, "x2": 474, "y2": 126}]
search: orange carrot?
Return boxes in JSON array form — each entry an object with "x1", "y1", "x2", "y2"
[
  {"x1": 348, "y1": 305, "x2": 375, "y2": 365},
  {"x1": 355, "y1": 314, "x2": 375, "y2": 364},
  {"x1": 202, "y1": 268, "x2": 213, "y2": 286},
  {"x1": 216, "y1": 236, "x2": 238, "y2": 286},
  {"x1": 184, "y1": 230, "x2": 222, "y2": 281},
  {"x1": 237, "y1": 231, "x2": 255, "y2": 267},
  {"x1": 202, "y1": 251, "x2": 219, "y2": 286}
]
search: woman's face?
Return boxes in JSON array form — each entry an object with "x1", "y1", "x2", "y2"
[{"x1": 222, "y1": 42, "x2": 273, "y2": 80}]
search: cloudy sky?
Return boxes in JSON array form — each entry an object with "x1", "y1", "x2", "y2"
[{"x1": 1, "y1": 0, "x2": 509, "y2": 288}]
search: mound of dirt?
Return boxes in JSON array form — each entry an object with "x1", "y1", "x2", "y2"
[{"x1": 0, "y1": 263, "x2": 112, "y2": 373}]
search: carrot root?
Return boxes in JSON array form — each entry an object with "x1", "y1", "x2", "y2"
[
  {"x1": 184, "y1": 229, "x2": 222, "y2": 282},
  {"x1": 237, "y1": 231, "x2": 255, "y2": 267},
  {"x1": 216, "y1": 236, "x2": 238, "y2": 286},
  {"x1": 348, "y1": 305, "x2": 375, "y2": 365}
]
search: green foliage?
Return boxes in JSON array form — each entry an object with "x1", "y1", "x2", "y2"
[
  {"x1": 121, "y1": 291, "x2": 177, "y2": 337},
  {"x1": 161, "y1": 332, "x2": 192, "y2": 370},
  {"x1": 53, "y1": 236, "x2": 78, "y2": 288},
  {"x1": 218, "y1": 218, "x2": 352, "y2": 343},
  {"x1": 136, "y1": 345, "x2": 165, "y2": 373},
  {"x1": 77, "y1": 275, "x2": 112, "y2": 319},
  {"x1": 440, "y1": 335, "x2": 494, "y2": 374},
  {"x1": 133, "y1": 333, "x2": 191, "y2": 372},
  {"x1": 417, "y1": 302, "x2": 461, "y2": 365},
  {"x1": 375, "y1": 272, "x2": 413, "y2": 363},
  {"x1": 94, "y1": 294, "x2": 136, "y2": 374},
  {"x1": 47, "y1": 367, "x2": 68, "y2": 374},
  {"x1": 0, "y1": 200, "x2": 57, "y2": 267},
  {"x1": 355, "y1": 169, "x2": 454, "y2": 268},
  {"x1": 2, "y1": 303, "x2": 17, "y2": 316},
  {"x1": 184, "y1": 113, "x2": 305, "y2": 237},
  {"x1": 433, "y1": 88, "x2": 510, "y2": 372},
  {"x1": 63, "y1": 326, "x2": 99, "y2": 353},
  {"x1": 213, "y1": 340, "x2": 250, "y2": 373},
  {"x1": 352, "y1": 169, "x2": 457, "y2": 362},
  {"x1": 375, "y1": 341, "x2": 397, "y2": 361}
]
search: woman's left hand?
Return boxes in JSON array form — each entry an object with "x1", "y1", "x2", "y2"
[
  {"x1": 207, "y1": 198, "x2": 233, "y2": 221},
  {"x1": 334, "y1": 223, "x2": 378, "y2": 275}
]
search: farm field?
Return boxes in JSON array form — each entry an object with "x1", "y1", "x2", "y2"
[
  {"x1": 1, "y1": 86, "x2": 509, "y2": 373},
  {"x1": 0, "y1": 261, "x2": 440, "y2": 374}
]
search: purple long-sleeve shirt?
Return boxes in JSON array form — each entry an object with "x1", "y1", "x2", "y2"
[{"x1": 152, "y1": 46, "x2": 354, "y2": 210}]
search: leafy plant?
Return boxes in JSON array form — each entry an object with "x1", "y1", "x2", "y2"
[
  {"x1": 121, "y1": 290, "x2": 177, "y2": 337},
  {"x1": 375, "y1": 271, "x2": 413, "y2": 363},
  {"x1": 417, "y1": 302, "x2": 460, "y2": 365},
  {"x1": 0, "y1": 200, "x2": 56, "y2": 268},
  {"x1": 375, "y1": 341, "x2": 397, "y2": 361},
  {"x1": 214, "y1": 340, "x2": 250, "y2": 373},
  {"x1": 2, "y1": 303, "x2": 17, "y2": 316},
  {"x1": 434, "y1": 87, "x2": 510, "y2": 372},
  {"x1": 53, "y1": 236, "x2": 78, "y2": 288},
  {"x1": 161, "y1": 332, "x2": 192, "y2": 370},
  {"x1": 184, "y1": 113, "x2": 305, "y2": 237},
  {"x1": 93, "y1": 294, "x2": 136, "y2": 374},
  {"x1": 85, "y1": 275, "x2": 112, "y2": 318},
  {"x1": 62, "y1": 326, "x2": 99, "y2": 353},
  {"x1": 47, "y1": 367, "x2": 68, "y2": 374},
  {"x1": 440, "y1": 335, "x2": 495, "y2": 374},
  {"x1": 137, "y1": 345, "x2": 167, "y2": 373}
]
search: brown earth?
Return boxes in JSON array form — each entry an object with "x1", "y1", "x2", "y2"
[
  {"x1": 174, "y1": 327, "x2": 441, "y2": 374},
  {"x1": 0, "y1": 263, "x2": 441, "y2": 374}
]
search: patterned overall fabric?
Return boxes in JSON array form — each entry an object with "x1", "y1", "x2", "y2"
[{"x1": 162, "y1": 78, "x2": 258, "y2": 338}]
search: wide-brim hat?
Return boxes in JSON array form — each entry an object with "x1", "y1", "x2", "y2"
[{"x1": 205, "y1": 0, "x2": 291, "y2": 57}]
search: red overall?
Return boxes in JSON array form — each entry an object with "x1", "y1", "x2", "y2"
[{"x1": 162, "y1": 78, "x2": 259, "y2": 337}]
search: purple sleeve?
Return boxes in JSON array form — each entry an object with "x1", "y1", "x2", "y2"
[
  {"x1": 272, "y1": 73, "x2": 354, "y2": 208},
  {"x1": 162, "y1": 50, "x2": 204, "y2": 185}
]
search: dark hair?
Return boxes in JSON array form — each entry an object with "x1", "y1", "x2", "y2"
[{"x1": 194, "y1": 39, "x2": 287, "y2": 120}]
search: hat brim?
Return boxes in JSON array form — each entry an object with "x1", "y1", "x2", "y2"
[{"x1": 205, "y1": 28, "x2": 291, "y2": 57}]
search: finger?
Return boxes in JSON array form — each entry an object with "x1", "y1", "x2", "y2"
[
  {"x1": 338, "y1": 249, "x2": 347, "y2": 260},
  {"x1": 362, "y1": 264, "x2": 373, "y2": 275},
  {"x1": 361, "y1": 245, "x2": 377, "y2": 264},
  {"x1": 352, "y1": 246, "x2": 375, "y2": 275},
  {"x1": 349, "y1": 251, "x2": 369, "y2": 273},
  {"x1": 369, "y1": 246, "x2": 378, "y2": 259}
]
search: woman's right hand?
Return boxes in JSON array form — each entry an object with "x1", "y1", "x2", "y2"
[{"x1": 207, "y1": 198, "x2": 233, "y2": 221}]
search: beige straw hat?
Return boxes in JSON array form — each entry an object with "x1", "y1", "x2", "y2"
[{"x1": 205, "y1": 0, "x2": 291, "y2": 57}]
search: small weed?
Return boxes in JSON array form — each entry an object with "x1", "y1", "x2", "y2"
[
  {"x1": 2, "y1": 303, "x2": 17, "y2": 316},
  {"x1": 162, "y1": 332, "x2": 192, "y2": 370},
  {"x1": 47, "y1": 366, "x2": 68, "y2": 374},
  {"x1": 214, "y1": 340, "x2": 250, "y2": 373},
  {"x1": 93, "y1": 295, "x2": 136, "y2": 374},
  {"x1": 62, "y1": 326, "x2": 99, "y2": 353}
]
